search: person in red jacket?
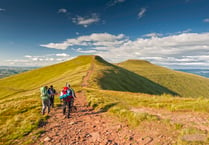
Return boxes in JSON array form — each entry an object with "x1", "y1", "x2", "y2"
[{"x1": 60, "y1": 86, "x2": 74, "y2": 118}]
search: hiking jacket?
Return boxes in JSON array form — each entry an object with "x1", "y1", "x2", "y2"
[
  {"x1": 48, "y1": 88, "x2": 56, "y2": 96},
  {"x1": 40, "y1": 87, "x2": 50, "y2": 100},
  {"x1": 59, "y1": 88, "x2": 73, "y2": 102}
]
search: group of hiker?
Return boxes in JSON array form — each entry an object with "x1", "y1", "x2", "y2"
[{"x1": 40, "y1": 83, "x2": 76, "y2": 118}]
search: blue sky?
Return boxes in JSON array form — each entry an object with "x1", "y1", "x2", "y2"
[{"x1": 1, "y1": 0, "x2": 209, "y2": 68}]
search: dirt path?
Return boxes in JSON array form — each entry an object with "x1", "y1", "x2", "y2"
[
  {"x1": 81, "y1": 59, "x2": 95, "y2": 87},
  {"x1": 33, "y1": 92, "x2": 149, "y2": 145},
  {"x1": 33, "y1": 92, "x2": 209, "y2": 145}
]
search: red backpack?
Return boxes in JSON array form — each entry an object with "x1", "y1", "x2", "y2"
[{"x1": 62, "y1": 87, "x2": 73, "y2": 102}]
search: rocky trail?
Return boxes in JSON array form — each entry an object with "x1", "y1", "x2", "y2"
[
  {"x1": 33, "y1": 90, "x2": 209, "y2": 145},
  {"x1": 33, "y1": 92, "x2": 147, "y2": 145}
]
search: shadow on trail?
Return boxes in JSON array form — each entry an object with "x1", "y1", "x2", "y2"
[
  {"x1": 82, "y1": 102, "x2": 118, "y2": 116},
  {"x1": 38, "y1": 115, "x2": 50, "y2": 128}
]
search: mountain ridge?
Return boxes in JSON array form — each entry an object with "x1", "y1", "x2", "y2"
[{"x1": 1, "y1": 55, "x2": 209, "y2": 145}]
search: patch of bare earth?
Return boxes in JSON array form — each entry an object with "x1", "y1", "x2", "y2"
[
  {"x1": 131, "y1": 107, "x2": 209, "y2": 132},
  {"x1": 131, "y1": 107, "x2": 209, "y2": 142}
]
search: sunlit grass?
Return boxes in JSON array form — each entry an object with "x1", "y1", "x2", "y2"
[
  {"x1": 86, "y1": 89, "x2": 209, "y2": 144},
  {"x1": 118, "y1": 60, "x2": 209, "y2": 98},
  {"x1": 1, "y1": 55, "x2": 209, "y2": 144},
  {"x1": 0, "y1": 55, "x2": 94, "y2": 144},
  {"x1": 86, "y1": 89, "x2": 209, "y2": 113},
  {"x1": 88, "y1": 56, "x2": 178, "y2": 96}
]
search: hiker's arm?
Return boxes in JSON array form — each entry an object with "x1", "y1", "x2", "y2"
[{"x1": 72, "y1": 89, "x2": 76, "y2": 98}]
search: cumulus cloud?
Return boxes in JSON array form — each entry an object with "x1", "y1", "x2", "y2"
[
  {"x1": 40, "y1": 33, "x2": 127, "y2": 50},
  {"x1": 72, "y1": 13, "x2": 100, "y2": 27},
  {"x1": 138, "y1": 8, "x2": 146, "y2": 19},
  {"x1": 58, "y1": 8, "x2": 68, "y2": 14},
  {"x1": 203, "y1": 18, "x2": 209, "y2": 23},
  {"x1": 41, "y1": 32, "x2": 209, "y2": 68},
  {"x1": 6, "y1": 53, "x2": 72, "y2": 66}
]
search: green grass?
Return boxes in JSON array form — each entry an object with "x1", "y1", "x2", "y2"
[
  {"x1": 0, "y1": 55, "x2": 94, "y2": 144},
  {"x1": 86, "y1": 89, "x2": 209, "y2": 113},
  {"x1": 1, "y1": 55, "x2": 209, "y2": 144},
  {"x1": 118, "y1": 59, "x2": 209, "y2": 98},
  {"x1": 0, "y1": 93, "x2": 44, "y2": 145},
  {"x1": 87, "y1": 56, "x2": 178, "y2": 96},
  {"x1": 86, "y1": 88, "x2": 209, "y2": 144}
]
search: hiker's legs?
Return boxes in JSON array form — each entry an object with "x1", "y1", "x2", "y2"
[
  {"x1": 46, "y1": 99, "x2": 50, "y2": 113},
  {"x1": 51, "y1": 95, "x2": 54, "y2": 108},
  {"x1": 70, "y1": 98, "x2": 74, "y2": 107},
  {"x1": 67, "y1": 101, "x2": 71, "y2": 118},
  {"x1": 42, "y1": 100, "x2": 47, "y2": 115},
  {"x1": 63, "y1": 101, "x2": 67, "y2": 115}
]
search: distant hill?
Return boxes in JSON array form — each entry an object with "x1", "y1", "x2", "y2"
[
  {"x1": 117, "y1": 59, "x2": 209, "y2": 98},
  {"x1": 0, "y1": 66, "x2": 37, "y2": 78}
]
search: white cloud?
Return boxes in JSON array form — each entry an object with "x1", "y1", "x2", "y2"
[
  {"x1": 55, "y1": 53, "x2": 70, "y2": 57},
  {"x1": 58, "y1": 8, "x2": 68, "y2": 14},
  {"x1": 107, "y1": 0, "x2": 126, "y2": 7},
  {"x1": 0, "y1": 8, "x2": 5, "y2": 12},
  {"x1": 7, "y1": 53, "x2": 72, "y2": 66},
  {"x1": 76, "y1": 48, "x2": 97, "y2": 53},
  {"x1": 24, "y1": 55, "x2": 32, "y2": 58},
  {"x1": 72, "y1": 13, "x2": 100, "y2": 27},
  {"x1": 40, "y1": 32, "x2": 209, "y2": 68},
  {"x1": 40, "y1": 33, "x2": 126, "y2": 50},
  {"x1": 143, "y1": 33, "x2": 162, "y2": 38},
  {"x1": 40, "y1": 42, "x2": 69, "y2": 50},
  {"x1": 138, "y1": 8, "x2": 146, "y2": 19},
  {"x1": 203, "y1": 18, "x2": 209, "y2": 23}
]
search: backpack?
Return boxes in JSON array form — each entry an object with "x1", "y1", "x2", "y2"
[
  {"x1": 40, "y1": 86, "x2": 49, "y2": 100},
  {"x1": 60, "y1": 87, "x2": 73, "y2": 102}
]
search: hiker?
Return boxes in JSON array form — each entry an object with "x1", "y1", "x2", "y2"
[
  {"x1": 40, "y1": 86, "x2": 50, "y2": 115},
  {"x1": 66, "y1": 83, "x2": 76, "y2": 107},
  {"x1": 48, "y1": 85, "x2": 57, "y2": 108},
  {"x1": 60, "y1": 84, "x2": 76, "y2": 118}
]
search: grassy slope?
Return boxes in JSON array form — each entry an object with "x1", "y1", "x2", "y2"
[
  {"x1": 86, "y1": 89, "x2": 209, "y2": 144},
  {"x1": 117, "y1": 60, "x2": 209, "y2": 98},
  {"x1": 0, "y1": 55, "x2": 93, "y2": 145},
  {"x1": 88, "y1": 56, "x2": 178, "y2": 96},
  {"x1": 1, "y1": 55, "x2": 209, "y2": 144}
]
